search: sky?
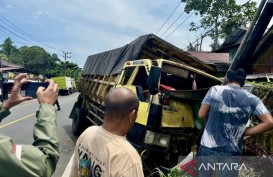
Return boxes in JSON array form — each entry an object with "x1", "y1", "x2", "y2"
[{"x1": 0, "y1": 0, "x2": 271, "y2": 68}]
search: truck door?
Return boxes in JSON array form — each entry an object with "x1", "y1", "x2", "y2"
[{"x1": 117, "y1": 66, "x2": 150, "y2": 126}]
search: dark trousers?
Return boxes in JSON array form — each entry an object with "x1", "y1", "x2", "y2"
[{"x1": 55, "y1": 100, "x2": 60, "y2": 110}]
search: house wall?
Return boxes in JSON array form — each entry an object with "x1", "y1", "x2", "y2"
[{"x1": 252, "y1": 44, "x2": 273, "y2": 74}]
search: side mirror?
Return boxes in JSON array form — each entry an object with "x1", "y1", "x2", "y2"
[{"x1": 147, "y1": 66, "x2": 161, "y2": 95}]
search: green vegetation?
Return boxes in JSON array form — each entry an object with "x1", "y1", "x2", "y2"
[
  {"x1": 0, "y1": 37, "x2": 82, "y2": 80},
  {"x1": 149, "y1": 81, "x2": 273, "y2": 177},
  {"x1": 181, "y1": 0, "x2": 256, "y2": 50}
]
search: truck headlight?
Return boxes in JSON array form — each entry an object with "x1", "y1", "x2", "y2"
[
  {"x1": 144, "y1": 130, "x2": 170, "y2": 148},
  {"x1": 153, "y1": 134, "x2": 170, "y2": 147},
  {"x1": 144, "y1": 130, "x2": 155, "y2": 144}
]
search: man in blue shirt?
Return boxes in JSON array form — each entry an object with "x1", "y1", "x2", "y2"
[{"x1": 198, "y1": 68, "x2": 273, "y2": 177}]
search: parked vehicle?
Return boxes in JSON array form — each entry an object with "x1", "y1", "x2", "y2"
[{"x1": 52, "y1": 76, "x2": 74, "y2": 95}]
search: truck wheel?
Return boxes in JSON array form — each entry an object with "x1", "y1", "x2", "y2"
[
  {"x1": 72, "y1": 108, "x2": 88, "y2": 136},
  {"x1": 69, "y1": 88, "x2": 73, "y2": 94}
]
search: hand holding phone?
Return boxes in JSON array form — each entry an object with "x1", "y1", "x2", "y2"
[{"x1": 24, "y1": 82, "x2": 49, "y2": 98}]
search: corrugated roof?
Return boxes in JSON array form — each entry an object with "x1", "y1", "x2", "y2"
[
  {"x1": 187, "y1": 51, "x2": 230, "y2": 73},
  {"x1": 0, "y1": 59, "x2": 23, "y2": 69},
  {"x1": 187, "y1": 51, "x2": 230, "y2": 63}
]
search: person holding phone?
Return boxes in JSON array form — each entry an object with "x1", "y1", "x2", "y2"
[{"x1": 0, "y1": 73, "x2": 60, "y2": 177}]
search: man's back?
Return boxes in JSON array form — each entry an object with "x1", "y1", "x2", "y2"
[
  {"x1": 201, "y1": 85, "x2": 269, "y2": 153},
  {"x1": 70, "y1": 126, "x2": 143, "y2": 177}
]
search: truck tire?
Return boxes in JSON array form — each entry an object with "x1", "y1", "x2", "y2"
[
  {"x1": 72, "y1": 108, "x2": 88, "y2": 136},
  {"x1": 68, "y1": 88, "x2": 73, "y2": 95}
]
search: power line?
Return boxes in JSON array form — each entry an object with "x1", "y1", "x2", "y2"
[
  {"x1": 156, "y1": 1, "x2": 181, "y2": 35},
  {"x1": 0, "y1": 16, "x2": 81, "y2": 67},
  {"x1": 0, "y1": 17, "x2": 39, "y2": 45},
  {"x1": 0, "y1": 24, "x2": 34, "y2": 44},
  {"x1": 71, "y1": 57, "x2": 82, "y2": 65},
  {"x1": 159, "y1": 11, "x2": 185, "y2": 37},
  {"x1": 0, "y1": 30, "x2": 28, "y2": 46},
  {"x1": 165, "y1": 11, "x2": 195, "y2": 39},
  {"x1": 182, "y1": 28, "x2": 213, "y2": 50},
  {"x1": 0, "y1": 16, "x2": 63, "y2": 53}
]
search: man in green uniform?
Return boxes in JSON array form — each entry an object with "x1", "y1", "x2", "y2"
[{"x1": 0, "y1": 73, "x2": 60, "y2": 177}]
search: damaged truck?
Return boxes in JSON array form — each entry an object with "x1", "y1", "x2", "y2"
[
  {"x1": 69, "y1": 34, "x2": 222, "y2": 171},
  {"x1": 69, "y1": 0, "x2": 273, "y2": 174}
]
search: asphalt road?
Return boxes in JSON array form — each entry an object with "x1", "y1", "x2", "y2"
[{"x1": 0, "y1": 92, "x2": 79, "y2": 177}]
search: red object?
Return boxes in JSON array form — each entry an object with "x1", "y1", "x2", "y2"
[
  {"x1": 160, "y1": 84, "x2": 175, "y2": 91},
  {"x1": 180, "y1": 159, "x2": 197, "y2": 176},
  {"x1": 192, "y1": 80, "x2": 197, "y2": 90}
]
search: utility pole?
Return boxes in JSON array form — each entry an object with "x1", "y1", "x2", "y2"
[{"x1": 63, "y1": 52, "x2": 71, "y2": 76}]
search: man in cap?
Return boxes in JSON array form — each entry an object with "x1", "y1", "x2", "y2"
[{"x1": 198, "y1": 68, "x2": 273, "y2": 177}]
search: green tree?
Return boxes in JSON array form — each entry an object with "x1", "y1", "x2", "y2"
[
  {"x1": 0, "y1": 37, "x2": 18, "y2": 56},
  {"x1": 9, "y1": 51, "x2": 24, "y2": 66},
  {"x1": 18, "y1": 46, "x2": 50, "y2": 75},
  {"x1": 0, "y1": 37, "x2": 82, "y2": 79},
  {"x1": 0, "y1": 53, "x2": 9, "y2": 61},
  {"x1": 181, "y1": 0, "x2": 256, "y2": 50},
  {"x1": 65, "y1": 61, "x2": 82, "y2": 79}
]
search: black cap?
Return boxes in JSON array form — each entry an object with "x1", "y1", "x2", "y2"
[{"x1": 226, "y1": 68, "x2": 246, "y2": 87}]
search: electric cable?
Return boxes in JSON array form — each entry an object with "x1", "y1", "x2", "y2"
[
  {"x1": 165, "y1": 11, "x2": 195, "y2": 39},
  {"x1": 159, "y1": 11, "x2": 185, "y2": 37},
  {"x1": 156, "y1": 1, "x2": 181, "y2": 35}
]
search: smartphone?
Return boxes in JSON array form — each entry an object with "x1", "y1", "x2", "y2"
[{"x1": 23, "y1": 82, "x2": 49, "y2": 98}]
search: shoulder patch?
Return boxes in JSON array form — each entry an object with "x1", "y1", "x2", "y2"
[{"x1": 13, "y1": 144, "x2": 22, "y2": 160}]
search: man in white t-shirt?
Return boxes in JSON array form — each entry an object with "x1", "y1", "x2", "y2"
[{"x1": 70, "y1": 87, "x2": 144, "y2": 177}]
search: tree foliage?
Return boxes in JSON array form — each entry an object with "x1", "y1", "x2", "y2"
[
  {"x1": 0, "y1": 37, "x2": 82, "y2": 80},
  {"x1": 181, "y1": 0, "x2": 257, "y2": 50},
  {"x1": 0, "y1": 37, "x2": 18, "y2": 56},
  {"x1": 0, "y1": 53, "x2": 9, "y2": 61}
]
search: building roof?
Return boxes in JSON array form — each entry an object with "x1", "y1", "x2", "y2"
[
  {"x1": 0, "y1": 59, "x2": 23, "y2": 70},
  {"x1": 187, "y1": 51, "x2": 230, "y2": 73},
  {"x1": 187, "y1": 51, "x2": 229, "y2": 63},
  {"x1": 216, "y1": 27, "x2": 247, "y2": 52}
]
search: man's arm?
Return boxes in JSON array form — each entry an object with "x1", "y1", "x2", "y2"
[
  {"x1": 0, "y1": 104, "x2": 59, "y2": 177},
  {"x1": 0, "y1": 75, "x2": 60, "y2": 177},
  {"x1": 244, "y1": 114, "x2": 273, "y2": 136},
  {"x1": 198, "y1": 104, "x2": 210, "y2": 120},
  {"x1": 198, "y1": 87, "x2": 213, "y2": 120}
]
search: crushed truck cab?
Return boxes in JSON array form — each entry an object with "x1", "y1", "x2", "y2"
[
  {"x1": 70, "y1": 57, "x2": 221, "y2": 170},
  {"x1": 69, "y1": 34, "x2": 223, "y2": 172}
]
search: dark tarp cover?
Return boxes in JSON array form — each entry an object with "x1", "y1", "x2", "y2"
[{"x1": 82, "y1": 34, "x2": 216, "y2": 76}]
